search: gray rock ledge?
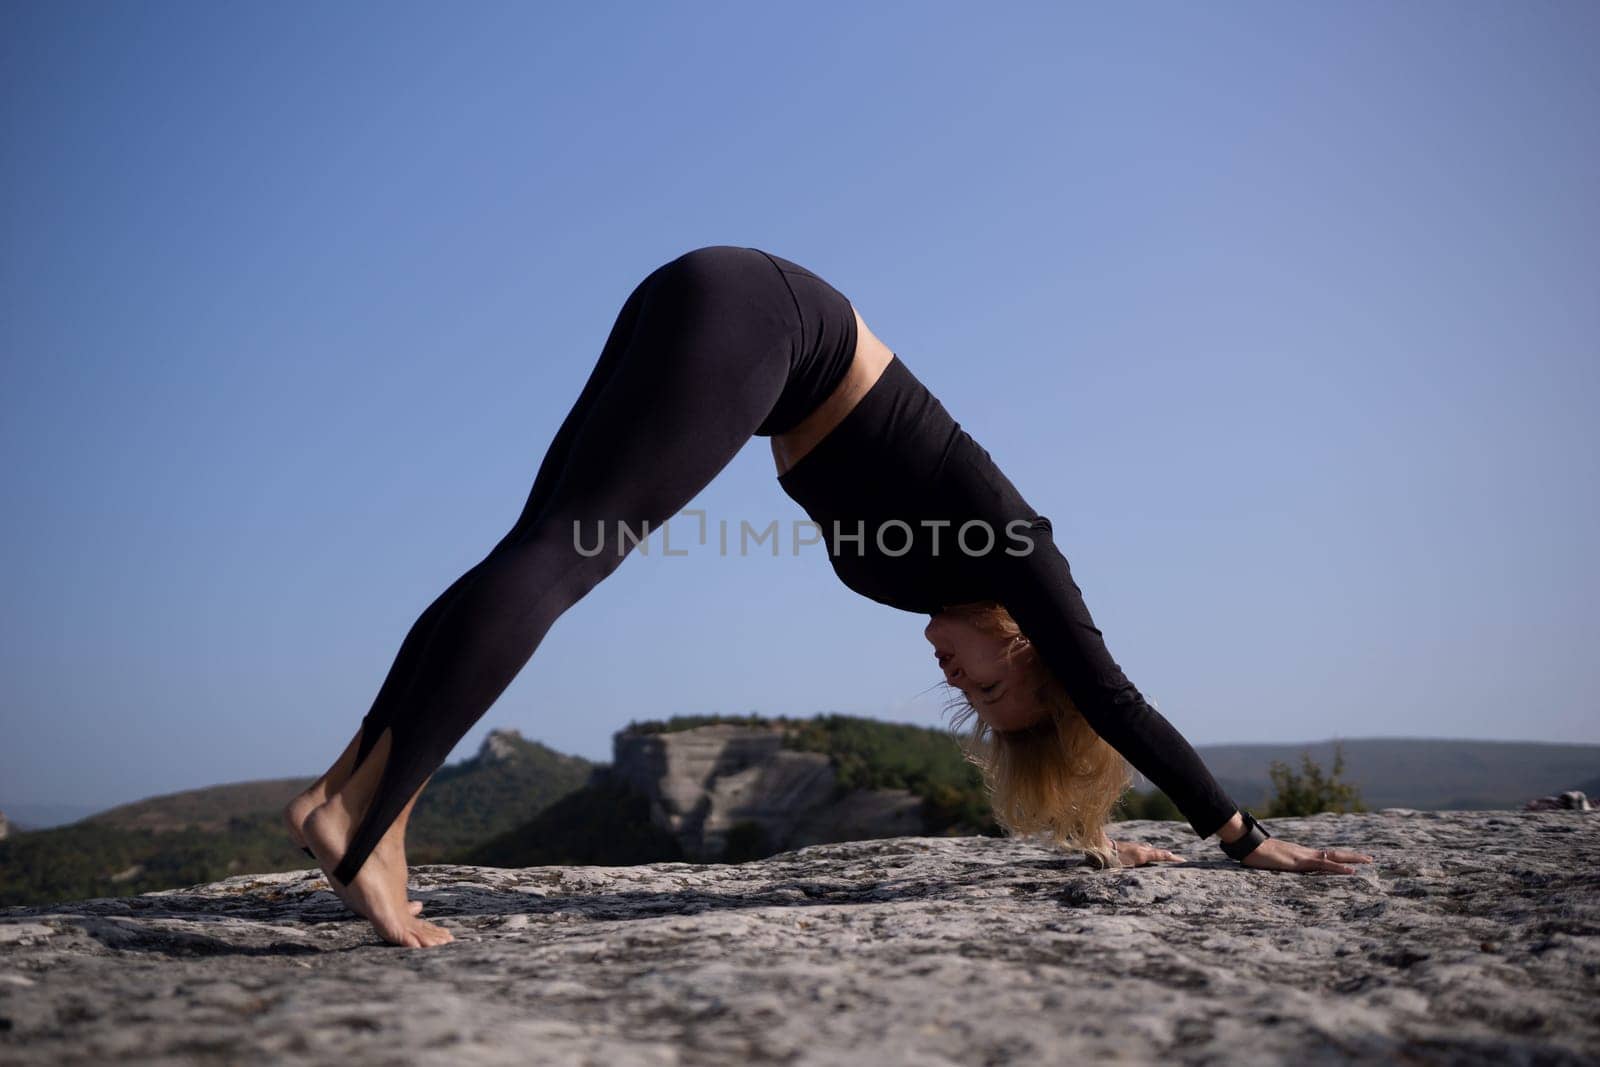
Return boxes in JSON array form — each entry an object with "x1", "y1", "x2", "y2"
[{"x1": 2, "y1": 810, "x2": 1597, "y2": 1065}]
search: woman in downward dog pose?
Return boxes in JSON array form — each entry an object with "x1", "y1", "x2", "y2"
[{"x1": 285, "y1": 245, "x2": 1374, "y2": 947}]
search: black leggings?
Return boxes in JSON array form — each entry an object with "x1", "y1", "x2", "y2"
[{"x1": 330, "y1": 245, "x2": 852, "y2": 885}]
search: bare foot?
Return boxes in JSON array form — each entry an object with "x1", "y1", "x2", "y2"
[
  {"x1": 285, "y1": 781, "x2": 424, "y2": 917},
  {"x1": 304, "y1": 796, "x2": 454, "y2": 948}
]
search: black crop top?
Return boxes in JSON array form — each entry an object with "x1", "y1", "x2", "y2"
[{"x1": 778, "y1": 355, "x2": 1239, "y2": 839}]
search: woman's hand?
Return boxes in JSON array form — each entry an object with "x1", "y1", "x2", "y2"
[
  {"x1": 1110, "y1": 837, "x2": 1187, "y2": 867},
  {"x1": 1239, "y1": 837, "x2": 1375, "y2": 875}
]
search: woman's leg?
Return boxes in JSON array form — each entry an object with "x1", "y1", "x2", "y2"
[
  {"x1": 334, "y1": 260, "x2": 674, "y2": 784},
  {"x1": 314, "y1": 246, "x2": 799, "y2": 906},
  {"x1": 284, "y1": 260, "x2": 674, "y2": 877}
]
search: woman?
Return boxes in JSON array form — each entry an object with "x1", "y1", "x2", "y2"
[{"x1": 284, "y1": 245, "x2": 1374, "y2": 948}]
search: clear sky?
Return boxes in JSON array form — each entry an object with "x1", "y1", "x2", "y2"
[{"x1": 3, "y1": 2, "x2": 1595, "y2": 811}]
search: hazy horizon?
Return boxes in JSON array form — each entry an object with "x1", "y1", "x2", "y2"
[
  {"x1": 4, "y1": 3, "x2": 1596, "y2": 811},
  {"x1": 5, "y1": 727, "x2": 1597, "y2": 820}
]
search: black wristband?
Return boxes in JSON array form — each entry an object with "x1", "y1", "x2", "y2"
[{"x1": 1218, "y1": 809, "x2": 1271, "y2": 862}]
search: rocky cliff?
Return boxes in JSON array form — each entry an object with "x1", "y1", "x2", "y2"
[
  {"x1": 1, "y1": 810, "x2": 1596, "y2": 1064},
  {"x1": 609, "y1": 723, "x2": 923, "y2": 860}
]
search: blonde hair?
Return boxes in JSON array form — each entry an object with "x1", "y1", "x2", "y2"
[{"x1": 941, "y1": 601, "x2": 1133, "y2": 870}]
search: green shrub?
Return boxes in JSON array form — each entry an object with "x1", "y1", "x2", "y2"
[{"x1": 1261, "y1": 742, "x2": 1367, "y2": 817}]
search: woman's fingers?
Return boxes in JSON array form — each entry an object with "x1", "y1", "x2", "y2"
[
  {"x1": 1129, "y1": 845, "x2": 1186, "y2": 866},
  {"x1": 1304, "y1": 844, "x2": 1376, "y2": 875},
  {"x1": 1329, "y1": 848, "x2": 1376, "y2": 864},
  {"x1": 1308, "y1": 854, "x2": 1357, "y2": 875}
]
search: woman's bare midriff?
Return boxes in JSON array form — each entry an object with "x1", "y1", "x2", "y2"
[{"x1": 770, "y1": 305, "x2": 895, "y2": 478}]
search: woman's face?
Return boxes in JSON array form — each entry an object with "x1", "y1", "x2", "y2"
[{"x1": 924, "y1": 608, "x2": 1049, "y2": 733}]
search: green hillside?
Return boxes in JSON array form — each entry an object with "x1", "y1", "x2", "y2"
[
  {"x1": 0, "y1": 729, "x2": 592, "y2": 908},
  {"x1": 458, "y1": 778, "x2": 686, "y2": 868},
  {"x1": 400, "y1": 731, "x2": 594, "y2": 857},
  {"x1": 5, "y1": 719, "x2": 1590, "y2": 909},
  {"x1": 84, "y1": 777, "x2": 318, "y2": 832}
]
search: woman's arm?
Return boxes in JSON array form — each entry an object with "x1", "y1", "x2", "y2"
[
  {"x1": 976, "y1": 500, "x2": 1377, "y2": 875},
  {"x1": 989, "y1": 518, "x2": 1240, "y2": 840}
]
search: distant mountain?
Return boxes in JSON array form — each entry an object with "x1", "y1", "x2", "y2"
[
  {"x1": 0, "y1": 802, "x2": 104, "y2": 832},
  {"x1": 4, "y1": 721, "x2": 1593, "y2": 910},
  {"x1": 402, "y1": 728, "x2": 594, "y2": 858},
  {"x1": 1187, "y1": 738, "x2": 1599, "y2": 812},
  {"x1": 84, "y1": 777, "x2": 320, "y2": 833},
  {"x1": 0, "y1": 729, "x2": 592, "y2": 908},
  {"x1": 462, "y1": 777, "x2": 687, "y2": 868},
  {"x1": 469, "y1": 721, "x2": 1600, "y2": 870}
]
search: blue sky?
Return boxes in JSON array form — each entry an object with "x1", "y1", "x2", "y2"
[{"x1": 3, "y1": 1, "x2": 1595, "y2": 812}]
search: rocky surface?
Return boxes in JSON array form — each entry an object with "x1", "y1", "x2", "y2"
[
  {"x1": 1, "y1": 809, "x2": 1597, "y2": 1065},
  {"x1": 611, "y1": 724, "x2": 922, "y2": 860}
]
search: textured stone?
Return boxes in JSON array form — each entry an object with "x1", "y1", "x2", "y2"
[{"x1": 1, "y1": 810, "x2": 1596, "y2": 1065}]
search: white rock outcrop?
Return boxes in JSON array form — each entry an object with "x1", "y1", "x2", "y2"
[
  {"x1": 1, "y1": 810, "x2": 1596, "y2": 1064},
  {"x1": 610, "y1": 724, "x2": 923, "y2": 859},
  {"x1": 478, "y1": 728, "x2": 526, "y2": 765}
]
